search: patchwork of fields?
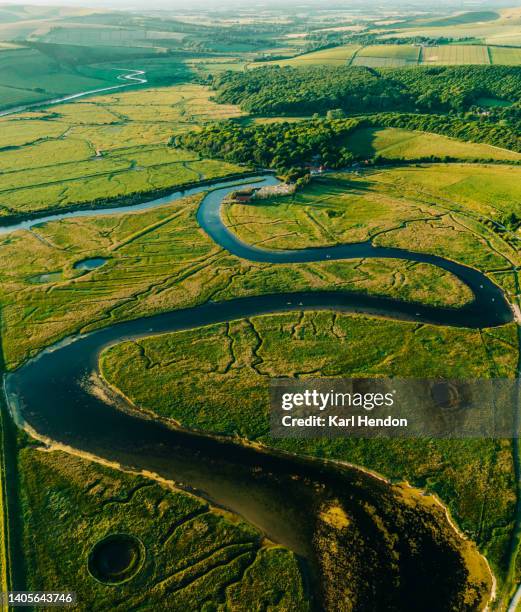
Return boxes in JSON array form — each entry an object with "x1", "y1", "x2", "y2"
[
  {"x1": 0, "y1": 84, "x2": 245, "y2": 217},
  {"x1": 268, "y1": 43, "x2": 521, "y2": 68}
]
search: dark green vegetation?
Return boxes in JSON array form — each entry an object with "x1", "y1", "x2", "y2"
[
  {"x1": 180, "y1": 113, "x2": 521, "y2": 173},
  {"x1": 100, "y1": 310, "x2": 516, "y2": 588},
  {"x1": 181, "y1": 118, "x2": 360, "y2": 171},
  {"x1": 186, "y1": 65, "x2": 521, "y2": 169},
  {"x1": 213, "y1": 65, "x2": 521, "y2": 114},
  {"x1": 17, "y1": 446, "x2": 308, "y2": 610}
]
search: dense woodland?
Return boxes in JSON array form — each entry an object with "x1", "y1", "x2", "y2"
[
  {"x1": 178, "y1": 65, "x2": 521, "y2": 174},
  {"x1": 212, "y1": 65, "x2": 521, "y2": 114},
  {"x1": 179, "y1": 113, "x2": 520, "y2": 174},
  {"x1": 179, "y1": 119, "x2": 360, "y2": 174}
]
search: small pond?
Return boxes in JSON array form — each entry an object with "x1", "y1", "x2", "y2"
[{"x1": 73, "y1": 257, "x2": 107, "y2": 271}]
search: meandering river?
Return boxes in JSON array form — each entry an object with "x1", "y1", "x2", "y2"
[{"x1": 3, "y1": 176, "x2": 512, "y2": 610}]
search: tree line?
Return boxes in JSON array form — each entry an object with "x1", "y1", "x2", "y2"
[{"x1": 178, "y1": 112, "x2": 520, "y2": 176}]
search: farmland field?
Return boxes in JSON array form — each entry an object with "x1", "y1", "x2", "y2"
[
  {"x1": 421, "y1": 45, "x2": 491, "y2": 65},
  {"x1": 261, "y1": 43, "x2": 521, "y2": 68},
  {"x1": 263, "y1": 44, "x2": 360, "y2": 67},
  {"x1": 352, "y1": 44, "x2": 419, "y2": 67},
  {"x1": 346, "y1": 127, "x2": 521, "y2": 162},
  {"x1": 490, "y1": 46, "x2": 521, "y2": 65}
]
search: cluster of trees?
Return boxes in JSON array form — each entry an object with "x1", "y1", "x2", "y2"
[
  {"x1": 212, "y1": 66, "x2": 410, "y2": 115},
  {"x1": 179, "y1": 118, "x2": 361, "y2": 172},
  {"x1": 386, "y1": 66, "x2": 521, "y2": 112},
  {"x1": 211, "y1": 65, "x2": 521, "y2": 115},
  {"x1": 178, "y1": 111, "x2": 520, "y2": 175}
]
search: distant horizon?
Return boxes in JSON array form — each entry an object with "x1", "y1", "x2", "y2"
[{"x1": 1, "y1": 0, "x2": 521, "y2": 11}]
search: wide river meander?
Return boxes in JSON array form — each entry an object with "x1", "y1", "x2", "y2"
[{"x1": 3, "y1": 175, "x2": 512, "y2": 609}]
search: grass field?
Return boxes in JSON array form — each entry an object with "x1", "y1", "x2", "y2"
[
  {"x1": 367, "y1": 164, "x2": 521, "y2": 217},
  {"x1": 99, "y1": 310, "x2": 518, "y2": 583},
  {"x1": 0, "y1": 187, "x2": 473, "y2": 369},
  {"x1": 0, "y1": 46, "x2": 117, "y2": 110},
  {"x1": 346, "y1": 127, "x2": 521, "y2": 162},
  {"x1": 18, "y1": 446, "x2": 308, "y2": 609},
  {"x1": 0, "y1": 84, "x2": 246, "y2": 217},
  {"x1": 489, "y1": 46, "x2": 521, "y2": 65},
  {"x1": 224, "y1": 168, "x2": 518, "y2": 272}
]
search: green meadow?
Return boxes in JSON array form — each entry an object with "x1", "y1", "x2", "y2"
[
  {"x1": 18, "y1": 446, "x2": 308, "y2": 610},
  {"x1": 346, "y1": 127, "x2": 521, "y2": 162},
  {"x1": 0, "y1": 186, "x2": 472, "y2": 369},
  {"x1": 99, "y1": 310, "x2": 518, "y2": 583},
  {"x1": 224, "y1": 168, "x2": 519, "y2": 272},
  {"x1": 0, "y1": 84, "x2": 245, "y2": 217}
]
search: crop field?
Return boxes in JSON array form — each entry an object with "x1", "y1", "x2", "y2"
[
  {"x1": 0, "y1": 84, "x2": 246, "y2": 217},
  {"x1": 0, "y1": 189, "x2": 473, "y2": 369},
  {"x1": 352, "y1": 45, "x2": 419, "y2": 68},
  {"x1": 263, "y1": 44, "x2": 360, "y2": 67},
  {"x1": 99, "y1": 309, "x2": 518, "y2": 579},
  {"x1": 490, "y1": 46, "x2": 521, "y2": 65},
  {"x1": 265, "y1": 43, "x2": 521, "y2": 68},
  {"x1": 18, "y1": 447, "x2": 308, "y2": 609},
  {"x1": 421, "y1": 45, "x2": 491, "y2": 65},
  {"x1": 346, "y1": 127, "x2": 521, "y2": 162}
]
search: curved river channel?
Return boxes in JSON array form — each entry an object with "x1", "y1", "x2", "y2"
[{"x1": 3, "y1": 175, "x2": 514, "y2": 610}]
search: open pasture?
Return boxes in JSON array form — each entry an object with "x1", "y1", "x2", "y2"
[
  {"x1": 0, "y1": 47, "x2": 115, "y2": 110},
  {"x1": 346, "y1": 127, "x2": 521, "y2": 162}
]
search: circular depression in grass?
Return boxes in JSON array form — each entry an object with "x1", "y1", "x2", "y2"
[{"x1": 87, "y1": 534, "x2": 144, "y2": 585}]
